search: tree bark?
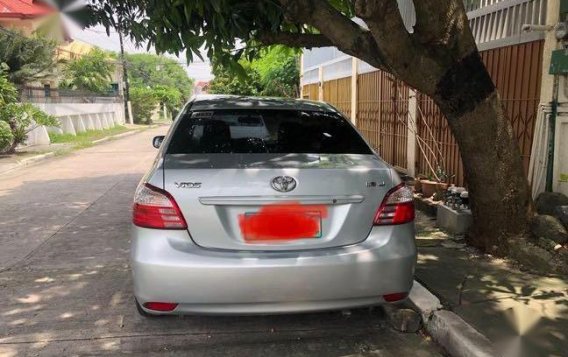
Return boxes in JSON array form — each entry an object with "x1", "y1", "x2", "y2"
[
  {"x1": 4, "y1": 120, "x2": 19, "y2": 155},
  {"x1": 441, "y1": 90, "x2": 532, "y2": 253}
]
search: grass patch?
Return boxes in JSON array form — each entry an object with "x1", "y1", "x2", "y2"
[{"x1": 48, "y1": 126, "x2": 131, "y2": 146}]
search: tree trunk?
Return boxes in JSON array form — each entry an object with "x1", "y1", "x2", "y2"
[
  {"x1": 3, "y1": 141, "x2": 18, "y2": 155},
  {"x1": 4, "y1": 120, "x2": 19, "y2": 155},
  {"x1": 428, "y1": 52, "x2": 533, "y2": 253},
  {"x1": 442, "y1": 91, "x2": 532, "y2": 252}
]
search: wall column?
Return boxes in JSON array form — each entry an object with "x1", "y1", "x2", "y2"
[
  {"x1": 528, "y1": 0, "x2": 561, "y2": 194},
  {"x1": 318, "y1": 66, "x2": 324, "y2": 102},
  {"x1": 407, "y1": 89, "x2": 418, "y2": 177},
  {"x1": 350, "y1": 57, "x2": 358, "y2": 125},
  {"x1": 299, "y1": 54, "x2": 304, "y2": 98}
]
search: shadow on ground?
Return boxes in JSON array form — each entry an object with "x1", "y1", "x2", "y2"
[{"x1": 415, "y1": 211, "x2": 568, "y2": 357}]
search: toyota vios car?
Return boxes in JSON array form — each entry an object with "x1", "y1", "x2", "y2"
[{"x1": 131, "y1": 95, "x2": 416, "y2": 316}]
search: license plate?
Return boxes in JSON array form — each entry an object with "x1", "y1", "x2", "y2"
[{"x1": 239, "y1": 210, "x2": 322, "y2": 242}]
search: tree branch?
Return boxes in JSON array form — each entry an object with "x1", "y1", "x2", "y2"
[
  {"x1": 278, "y1": 0, "x2": 388, "y2": 71},
  {"x1": 257, "y1": 32, "x2": 333, "y2": 48},
  {"x1": 412, "y1": 0, "x2": 475, "y2": 58}
]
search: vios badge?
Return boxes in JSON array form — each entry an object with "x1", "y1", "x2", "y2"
[{"x1": 175, "y1": 182, "x2": 201, "y2": 188}]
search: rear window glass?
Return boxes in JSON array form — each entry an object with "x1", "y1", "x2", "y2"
[{"x1": 167, "y1": 109, "x2": 373, "y2": 155}]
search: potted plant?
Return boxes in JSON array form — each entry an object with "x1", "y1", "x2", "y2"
[
  {"x1": 420, "y1": 174, "x2": 438, "y2": 198},
  {"x1": 413, "y1": 174, "x2": 428, "y2": 193},
  {"x1": 435, "y1": 166, "x2": 454, "y2": 192},
  {"x1": 419, "y1": 167, "x2": 454, "y2": 199}
]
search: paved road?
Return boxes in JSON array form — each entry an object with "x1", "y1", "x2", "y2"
[{"x1": 0, "y1": 127, "x2": 441, "y2": 356}]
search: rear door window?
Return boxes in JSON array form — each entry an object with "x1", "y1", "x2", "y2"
[{"x1": 167, "y1": 109, "x2": 373, "y2": 155}]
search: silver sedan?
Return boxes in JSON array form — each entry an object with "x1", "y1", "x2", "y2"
[{"x1": 131, "y1": 95, "x2": 416, "y2": 315}]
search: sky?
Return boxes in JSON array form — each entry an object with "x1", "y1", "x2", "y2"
[{"x1": 64, "y1": 18, "x2": 214, "y2": 82}]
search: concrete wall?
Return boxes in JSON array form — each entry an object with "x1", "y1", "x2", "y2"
[{"x1": 24, "y1": 102, "x2": 126, "y2": 147}]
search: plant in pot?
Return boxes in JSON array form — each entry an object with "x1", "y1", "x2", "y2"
[
  {"x1": 435, "y1": 166, "x2": 454, "y2": 189},
  {"x1": 414, "y1": 174, "x2": 428, "y2": 193},
  {"x1": 420, "y1": 173, "x2": 438, "y2": 198},
  {"x1": 420, "y1": 166, "x2": 454, "y2": 199}
]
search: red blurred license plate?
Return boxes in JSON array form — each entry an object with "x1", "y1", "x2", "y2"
[{"x1": 240, "y1": 210, "x2": 322, "y2": 242}]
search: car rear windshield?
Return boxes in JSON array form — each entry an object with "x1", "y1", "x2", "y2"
[{"x1": 167, "y1": 109, "x2": 373, "y2": 155}]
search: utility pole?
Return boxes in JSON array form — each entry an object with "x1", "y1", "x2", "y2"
[{"x1": 117, "y1": 19, "x2": 131, "y2": 124}]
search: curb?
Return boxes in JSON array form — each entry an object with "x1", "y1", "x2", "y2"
[
  {"x1": 19, "y1": 151, "x2": 56, "y2": 166},
  {"x1": 0, "y1": 152, "x2": 57, "y2": 175},
  {"x1": 91, "y1": 128, "x2": 142, "y2": 144},
  {"x1": 0, "y1": 128, "x2": 148, "y2": 176},
  {"x1": 408, "y1": 280, "x2": 498, "y2": 357}
]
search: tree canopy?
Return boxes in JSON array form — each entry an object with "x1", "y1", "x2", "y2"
[
  {"x1": 209, "y1": 46, "x2": 299, "y2": 97},
  {"x1": 252, "y1": 46, "x2": 300, "y2": 97},
  {"x1": 209, "y1": 63, "x2": 263, "y2": 96},
  {"x1": 124, "y1": 53, "x2": 193, "y2": 123},
  {"x1": 0, "y1": 28, "x2": 58, "y2": 85},
  {"x1": 60, "y1": 48, "x2": 114, "y2": 93},
  {"x1": 125, "y1": 53, "x2": 193, "y2": 99},
  {"x1": 0, "y1": 69, "x2": 57, "y2": 153}
]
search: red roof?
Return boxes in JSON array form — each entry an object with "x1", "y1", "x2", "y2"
[{"x1": 0, "y1": 0, "x2": 54, "y2": 19}]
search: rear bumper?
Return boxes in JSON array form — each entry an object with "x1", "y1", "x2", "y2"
[{"x1": 131, "y1": 224, "x2": 416, "y2": 315}]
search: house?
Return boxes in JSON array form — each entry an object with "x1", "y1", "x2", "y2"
[
  {"x1": 194, "y1": 80, "x2": 210, "y2": 95},
  {"x1": 0, "y1": 0, "x2": 123, "y2": 94},
  {"x1": 0, "y1": 0, "x2": 68, "y2": 42},
  {"x1": 300, "y1": 0, "x2": 567, "y2": 198},
  {"x1": 0, "y1": 0, "x2": 127, "y2": 146}
]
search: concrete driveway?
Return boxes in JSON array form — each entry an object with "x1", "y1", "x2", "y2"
[{"x1": 0, "y1": 127, "x2": 441, "y2": 356}]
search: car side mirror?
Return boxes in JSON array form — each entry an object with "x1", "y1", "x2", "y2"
[{"x1": 152, "y1": 135, "x2": 165, "y2": 149}]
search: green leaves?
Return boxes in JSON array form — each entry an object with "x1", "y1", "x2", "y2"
[
  {"x1": 84, "y1": 0, "x2": 292, "y2": 67},
  {"x1": 60, "y1": 48, "x2": 114, "y2": 93},
  {"x1": 0, "y1": 71, "x2": 18, "y2": 105},
  {"x1": 0, "y1": 28, "x2": 58, "y2": 85},
  {"x1": 125, "y1": 52, "x2": 193, "y2": 121},
  {"x1": 130, "y1": 86, "x2": 159, "y2": 124},
  {"x1": 0, "y1": 121, "x2": 13, "y2": 151},
  {"x1": 209, "y1": 46, "x2": 299, "y2": 97},
  {"x1": 0, "y1": 71, "x2": 57, "y2": 153}
]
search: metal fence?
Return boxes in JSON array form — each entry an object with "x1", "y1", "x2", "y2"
[
  {"x1": 413, "y1": 39, "x2": 543, "y2": 186},
  {"x1": 323, "y1": 77, "x2": 351, "y2": 117},
  {"x1": 467, "y1": 0, "x2": 547, "y2": 50},
  {"x1": 309, "y1": 39, "x2": 543, "y2": 186},
  {"x1": 356, "y1": 71, "x2": 409, "y2": 171},
  {"x1": 301, "y1": 83, "x2": 319, "y2": 101},
  {"x1": 18, "y1": 86, "x2": 122, "y2": 104}
]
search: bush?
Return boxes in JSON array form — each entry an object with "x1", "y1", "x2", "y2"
[
  {"x1": 0, "y1": 71, "x2": 57, "y2": 153},
  {"x1": 59, "y1": 48, "x2": 114, "y2": 93},
  {"x1": 130, "y1": 86, "x2": 158, "y2": 124},
  {"x1": 0, "y1": 121, "x2": 14, "y2": 151}
]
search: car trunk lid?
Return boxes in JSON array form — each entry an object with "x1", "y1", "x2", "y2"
[{"x1": 163, "y1": 153, "x2": 392, "y2": 251}]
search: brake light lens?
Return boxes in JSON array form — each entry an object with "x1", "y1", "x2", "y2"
[
  {"x1": 132, "y1": 183, "x2": 187, "y2": 229},
  {"x1": 143, "y1": 302, "x2": 178, "y2": 312},
  {"x1": 383, "y1": 292, "x2": 409, "y2": 302},
  {"x1": 373, "y1": 183, "x2": 415, "y2": 225}
]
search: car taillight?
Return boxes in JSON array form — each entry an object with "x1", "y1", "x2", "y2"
[
  {"x1": 373, "y1": 183, "x2": 415, "y2": 225},
  {"x1": 143, "y1": 302, "x2": 178, "y2": 312},
  {"x1": 383, "y1": 292, "x2": 408, "y2": 302},
  {"x1": 132, "y1": 183, "x2": 187, "y2": 229}
]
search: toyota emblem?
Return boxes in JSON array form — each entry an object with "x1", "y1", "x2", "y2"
[{"x1": 270, "y1": 176, "x2": 297, "y2": 192}]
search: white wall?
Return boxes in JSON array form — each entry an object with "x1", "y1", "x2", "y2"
[
  {"x1": 33, "y1": 102, "x2": 125, "y2": 124},
  {"x1": 24, "y1": 102, "x2": 126, "y2": 147},
  {"x1": 552, "y1": 113, "x2": 568, "y2": 195}
]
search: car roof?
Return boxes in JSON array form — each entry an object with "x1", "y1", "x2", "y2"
[{"x1": 189, "y1": 95, "x2": 335, "y2": 112}]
